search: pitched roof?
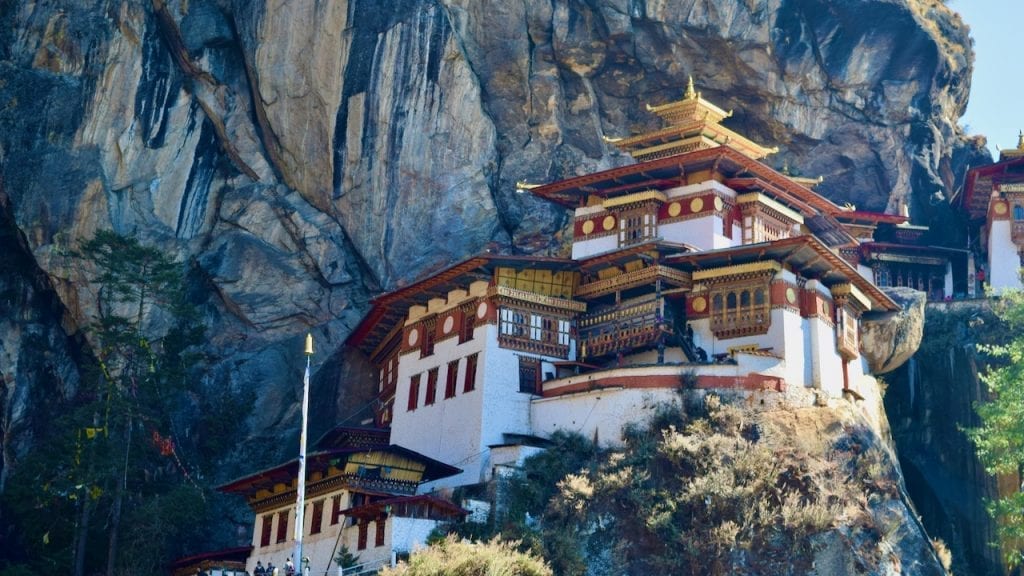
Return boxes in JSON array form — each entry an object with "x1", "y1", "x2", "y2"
[
  {"x1": 665, "y1": 235, "x2": 899, "y2": 311},
  {"x1": 346, "y1": 254, "x2": 576, "y2": 354}
]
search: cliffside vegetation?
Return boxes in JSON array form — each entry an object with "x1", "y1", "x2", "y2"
[
  {"x1": 0, "y1": 232, "x2": 246, "y2": 576},
  {"x1": 965, "y1": 291, "x2": 1024, "y2": 568},
  {"x1": 447, "y1": 393, "x2": 942, "y2": 576}
]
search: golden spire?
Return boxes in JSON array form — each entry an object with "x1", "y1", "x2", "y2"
[
  {"x1": 685, "y1": 76, "x2": 697, "y2": 100},
  {"x1": 1018, "y1": 130, "x2": 1024, "y2": 150}
]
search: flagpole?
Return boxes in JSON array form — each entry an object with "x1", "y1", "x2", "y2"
[{"x1": 294, "y1": 333, "x2": 314, "y2": 574}]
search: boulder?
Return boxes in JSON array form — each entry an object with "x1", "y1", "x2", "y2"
[{"x1": 861, "y1": 287, "x2": 926, "y2": 374}]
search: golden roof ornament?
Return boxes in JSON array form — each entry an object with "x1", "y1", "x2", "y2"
[
  {"x1": 515, "y1": 181, "x2": 542, "y2": 192},
  {"x1": 1018, "y1": 130, "x2": 1024, "y2": 150},
  {"x1": 685, "y1": 76, "x2": 698, "y2": 100}
]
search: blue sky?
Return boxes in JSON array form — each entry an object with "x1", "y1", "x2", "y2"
[{"x1": 948, "y1": 0, "x2": 1024, "y2": 156}]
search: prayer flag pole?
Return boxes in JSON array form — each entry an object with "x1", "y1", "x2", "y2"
[{"x1": 293, "y1": 333, "x2": 314, "y2": 574}]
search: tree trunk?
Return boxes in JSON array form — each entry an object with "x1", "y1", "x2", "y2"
[
  {"x1": 105, "y1": 421, "x2": 131, "y2": 576},
  {"x1": 73, "y1": 492, "x2": 91, "y2": 576}
]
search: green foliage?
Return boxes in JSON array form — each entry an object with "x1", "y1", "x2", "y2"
[
  {"x1": 379, "y1": 536, "x2": 552, "y2": 576},
  {"x1": 964, "y1": 290, "x2": 1024, "y2": 566},
  {"x1": 0, "y1": 231, "x2": 223, "y2": 576},
  {"x1": 335, "y1": 546, "x2": 359, "y2": 569},
  {"x1": 443, "y1": 396, "x2": 899, "y2": 575}
]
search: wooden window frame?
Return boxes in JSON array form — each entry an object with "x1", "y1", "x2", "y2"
[
  {"x1": 445, "y1": 360, "x2": 459, "y2": 399},
  {"x1": 260, "y1": 514, "x2": 273, "y2": 547},
  {"x1": 459, "y1": 310, "x2": 475, "y2": 343},
  {"x1": 375, "y1": 517, "x2": 386, "y2": 547},
  {"x1": 463, "y1": 353, "x2": 478, "y2": 393},
  {"x1": 357, "y1": 521, "x2": 369, "y2": 550},
  {"x1": 424, "y1": 368, "x2": 438, "y2": 406},
  {"x1": 331, "y1": 495, "x2": 343, "y2": 526},
  {"x1": 407, "y1": 374, "x2": 421, "y2": 411},
  {"x1": 310, "y1": 499, "x2": 324, "y2": 535},
  {"x1": 709, "y1": 283, "x2": 771, "y2": 339},
  {"x1": 518, "y1": 356, "x2": 540, "y2": 394},
  {"x1": 276, "y1": 510, "x2": 288, "y2": 544}
]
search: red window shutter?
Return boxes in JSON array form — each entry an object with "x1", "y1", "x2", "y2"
[
  {"x1": 445, "y1": 361, "x2": 459, "y2": 398},
  {"x1": 463, "y1": 353, "x2": 478, "y2": 392},
  {"x1": 357, "y1": 521, "x2": 368, "y2": 550},
  {"x1": 310, "y1": 500, "x2": 324, "y2": 535},
  {"x1": 276, "y1": 511, "x2": 288, "y2": 543},
  {"x1": 260, "y1": 514, "x2": 272, "y2": 547},
  {"x1": 407, "y1": 374, "x2": 420, "y2": 411},
  {"x1": 425, "y1": 368, "x2": 438, "y2": 405}
]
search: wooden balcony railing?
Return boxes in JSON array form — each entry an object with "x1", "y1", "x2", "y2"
[{"x1": 577, "y1": 265, "x2": 691, "y2": 299}]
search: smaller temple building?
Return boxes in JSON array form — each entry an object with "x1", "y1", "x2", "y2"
[
  {"x1": 959, "y1": 134, "x2": 1024, "y2": 293},
  {"x1": 217, "y1": 427, "x2": 465, "y2": 575}
]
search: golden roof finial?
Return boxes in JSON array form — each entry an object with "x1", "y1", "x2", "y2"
[
  {"x1": 781, "y1": 161, "x2": 790, "y2": 176},
  {"x1": 685, "y1": 76, "x2": 697, "y2": 100},
  {"x1": 516, "y1": 181, "x2": 542, "y2": 192},
  {"x1": 601, "y1": 134, "x2": 623, "y2": 143},
  {"x1": 1018, "y1": 130, "x2": 1024, "y2": 150}
]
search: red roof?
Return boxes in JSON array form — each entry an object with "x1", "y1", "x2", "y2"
[
  {"x1": 341, "y1": 494, "x2": 467, "y2": 520},
  {"x1": 346, "y1": 254, "x2": 575, "y2": 353},
  {"x1": 961, "y1": 155, "x2": 1024, "y2": 220},
  {"x1": 528, "y1": 145, "x2": 843, "y2": 216},
  {"x1": 834, "y1": 210, "x2": 908, "y2": 225},
  {"x1": 168, "y1": 546, "x2": 251, "y2": 571},
  {"x1": 665, "y1": 235, "x2": 899, "y2": 312}
]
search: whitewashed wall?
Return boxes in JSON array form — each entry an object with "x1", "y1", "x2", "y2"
[{"x1": 988, "y1": 220, "x2": 1023, "y2": 292}]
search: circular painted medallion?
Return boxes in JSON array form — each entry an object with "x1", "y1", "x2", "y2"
[
  {"x1": 602, "y1": 215, "x2": 616, "y2": 231},
  {"x1": 786, "y1": 287, "x2": 796, "y2": 305},
  {"x1": 668, "y1": 202, "x2": 682, "y2": 217},
  {"x1": 690, "y1": 197, "x2": 704, "y2": 213},
  {"x1": 581, "y1": 220, "x2": 595, "y2": 235},
  {"x1": 407, "y1": 327, "x2": 419, "y2": 346},
  {"x1": 443, "y1": 316, "x2": 455, "y2": 334},
  {"x1": 692, "y1": 296, "x2": 707, "y2": 313},
  {"x1": 476, "y1": 301, "x2": 488, "y2": 319},
  {"x1": 714, "y1": 196, "x2": 724, "y2": 211},
  {"x1": 995, "y1": 202, "x2": 1009, "y2": 215}
]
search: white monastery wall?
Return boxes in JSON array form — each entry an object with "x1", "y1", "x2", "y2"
[
  {"x1": 531, "y1": 388, "x2": 680, "y2": 446},
  {"x1": 391, "y1": 322, "x2": 487, "y2": 489},
  {"x1": 391, "y1": 518, "x2": 442, "y2": 554},
  {"x1": 988, "y1": 221, "x2": 1023, "y2": 292},
  {"x1": 658, "y1": 214, "x2": 719, "y2": 251},
  {"x1": 571, "y1": 234, "x2": 618, "y2": 260}
]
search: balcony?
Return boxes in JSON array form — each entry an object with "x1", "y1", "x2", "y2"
[
  {"x1": 578, "y1": 297, "x2": 664, "y2": 359},
  {"x1": 577, "y1": 265, "x2": 691, "y2": 299}
]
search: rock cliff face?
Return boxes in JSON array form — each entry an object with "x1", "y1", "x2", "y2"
[{"x1": 0, "y1": 0, "x2": 986, "y2": 564}]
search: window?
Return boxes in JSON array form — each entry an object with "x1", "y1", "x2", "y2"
[
  {"x1": 617, "y1": 206, "x2": 656, "y2": 247},
  {"x1": 519, "y1": 356, "x2": 539, "y2": 394},
  {"x1": 500, "y1": 308, "x2": 527, "y2": 337},
  {"x1": 424, "y1": 368, "x2": 438, "y2": 405},
  {"x1": 276, "y1": 511, "x2": 288, "y2": 543},
  {"x1": 260, "y1": 514, "x2": 273, "y2": 547},
  {"x1": 463, "y1": 353, "x2": 478, "y2": 392},
  {"x1": 310, "y1": 500, "x2": 324, "y2": 535},
  {"x1": 709, "y1": 285, "x2": 770, "y2": 339},
  {"x1": 498, "y1": 307, "x2": 571, "y2": 358},
  {"x1": 357, "y1": 521, "x2": 368, "y2": 550},
  {"x1": 378, "y1": 353, "x2": 398, "y2": 393},
  {"x1": 459, "y1": 311, "x2": 475, "y2": 343},
  {"x1": 375, "y1": 518, "x2": 386, "y2": 547},
  {"x1": 1015, "y1": 205, "x2": 1024, "y2": 220},
  {"x1": 420, "y1": 326, "x2": 435, "y2": 358},
  {"x1": 407, "y1": 374, "x2": 420, "y2": 411},
  {"x1": 445, "y1": 360, "x2": 459, "y2": 399},
  {"x1": 331, "y1": 495, "x2": 343, "y2": 525}
]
